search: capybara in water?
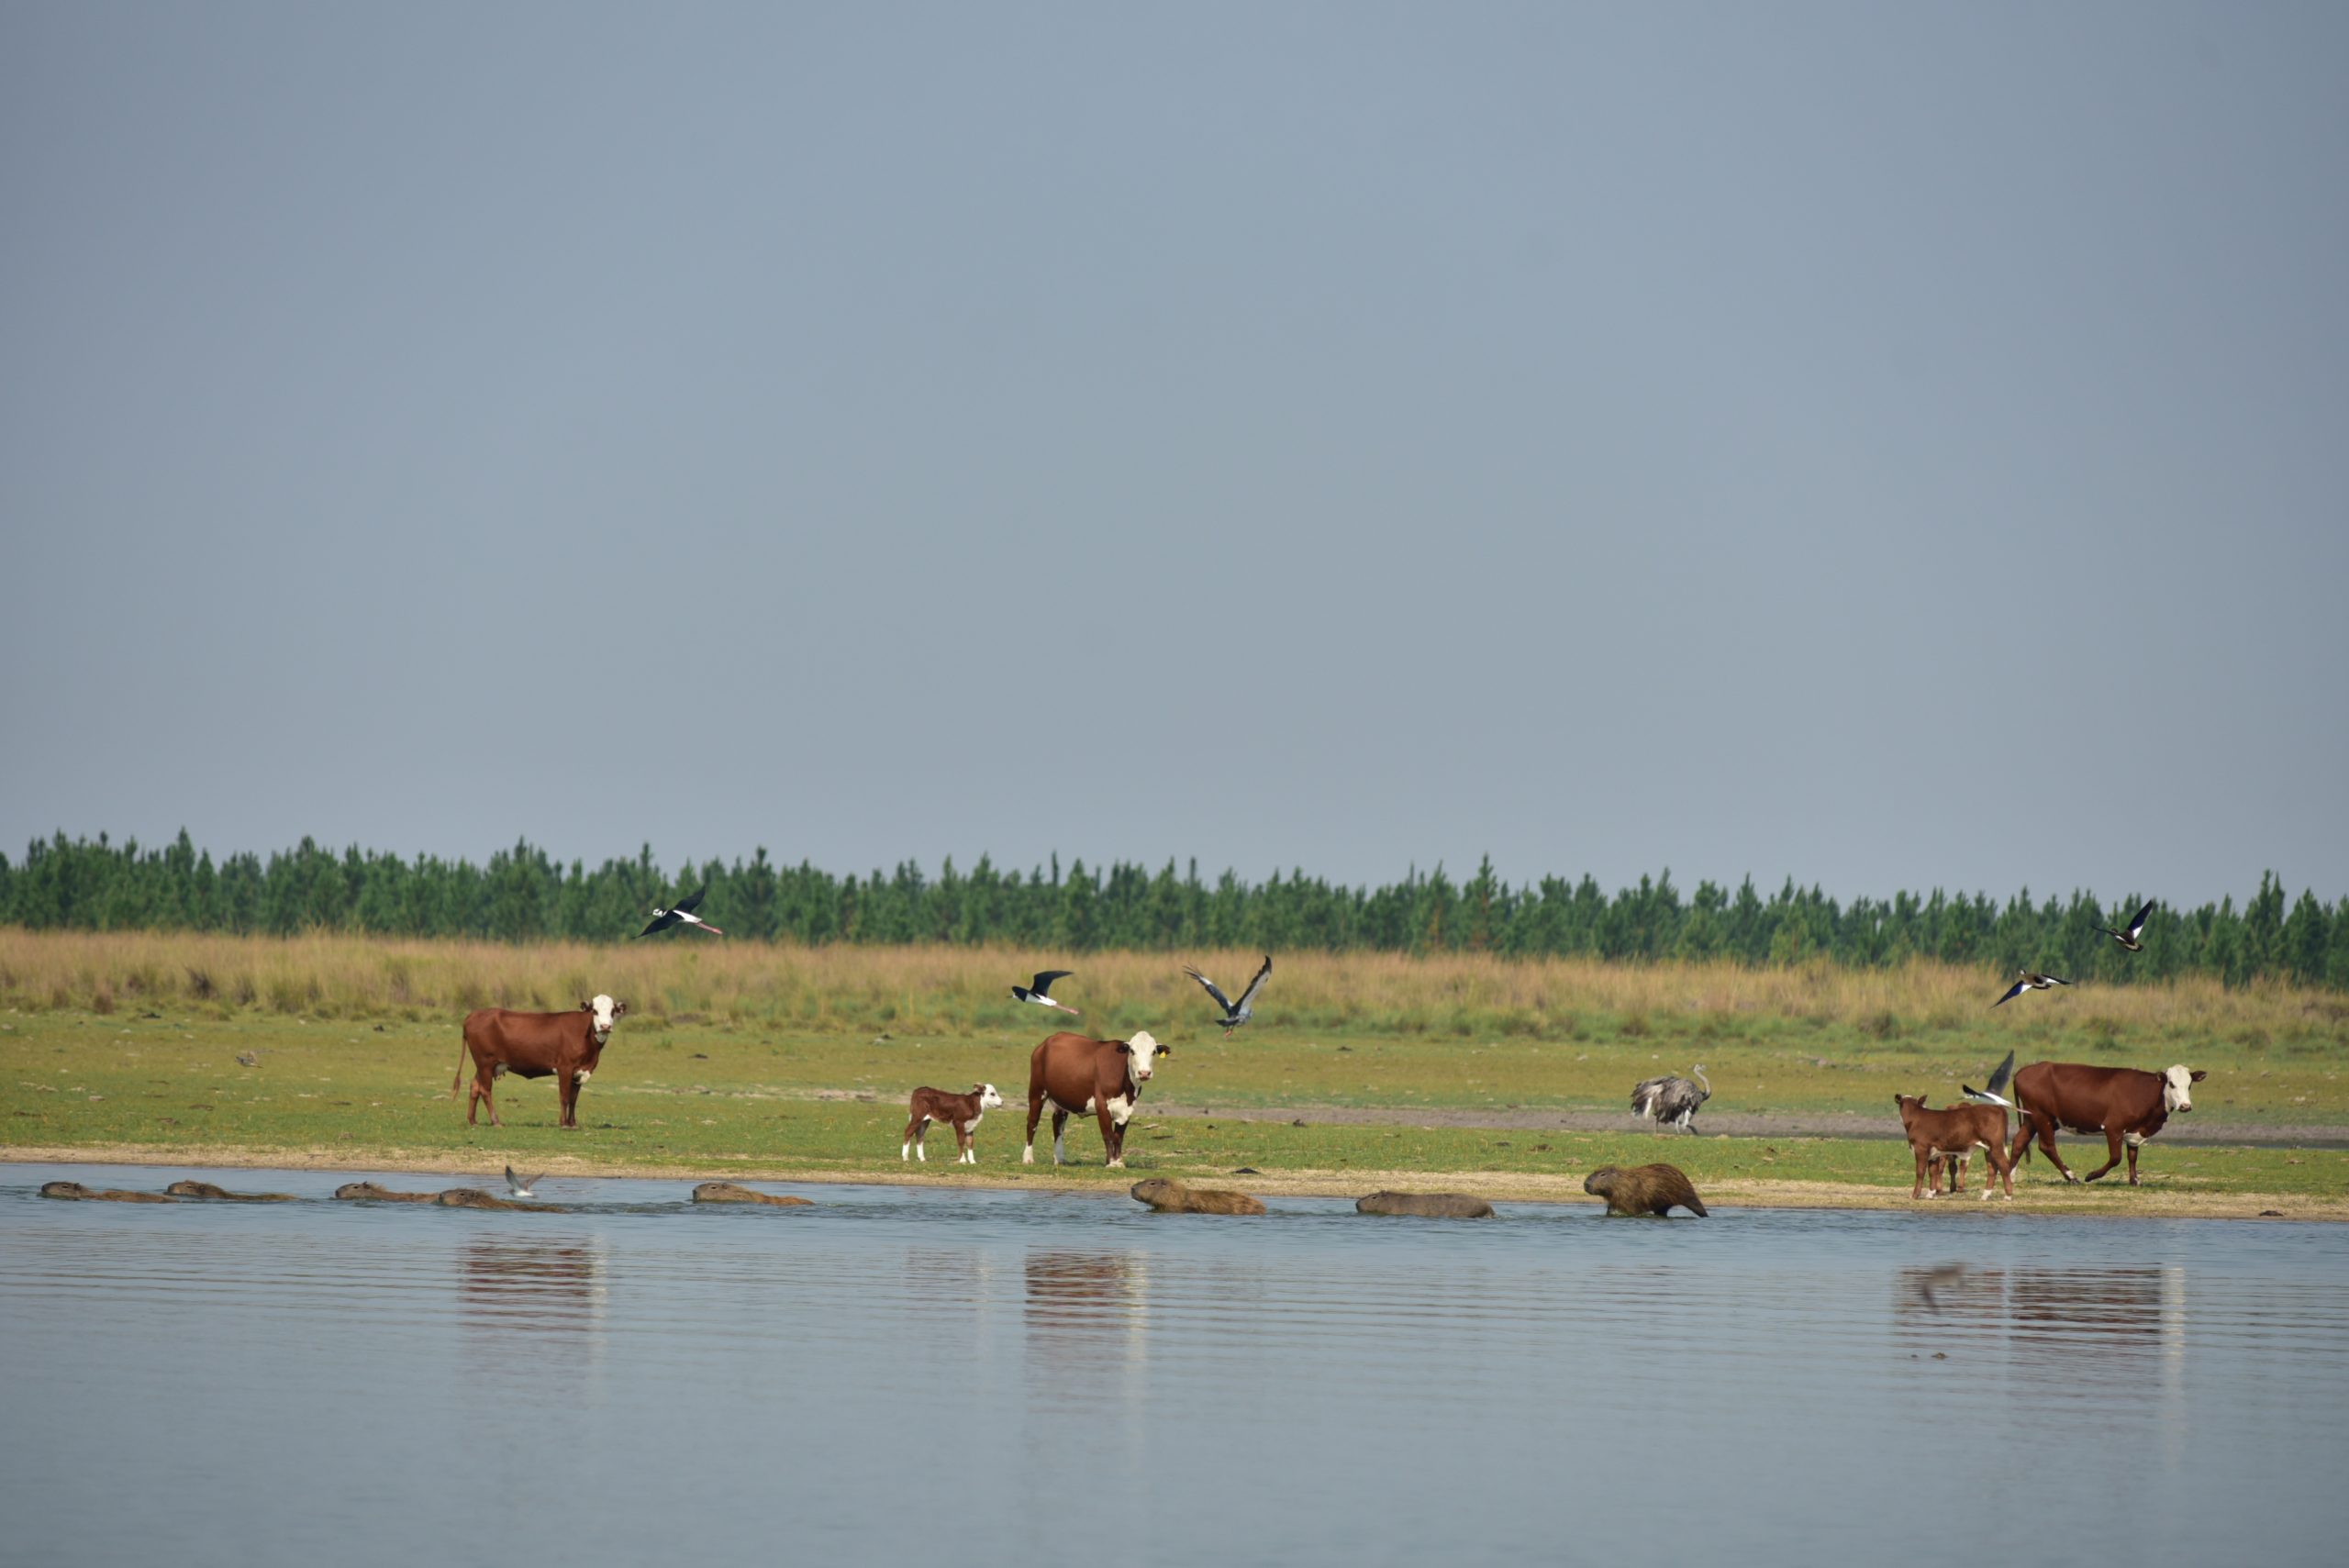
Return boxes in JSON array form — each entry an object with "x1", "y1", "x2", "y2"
[
  {"x1": 432, "y1": 1187, "x2": 567, "y2": 1211},
  {"x1": 691, "y1": 1182, "x2": 812, "y2": 1207},
  {"x1": 164, "y1": 1181, "x2": 298, "y2": 1202},
  {"x1": 39, "y1": 1181, "x2": 175, "y2": 1202},
  {"x1": 334, "y1": 1182, "x2": 436, "y2": 1202},
  {"x1": 1584, "y1": 1163, "x2": 1709, "y2": 1217},
  {"x1": 1130, "y1": 1178, "x2": 1265, "y2": 1215},
  {"x1": 1355, "y1": 1190, "x2": 1496, "y2": 1218}
]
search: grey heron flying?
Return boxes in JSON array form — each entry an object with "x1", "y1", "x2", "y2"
[{"x1": 1184, "y1": 954, "x2": 1272, "y2": 1036}]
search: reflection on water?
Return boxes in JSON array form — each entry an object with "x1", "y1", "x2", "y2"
[{"x1": 4, "y1": 1168, "x2": 2348, "y2": 1568}]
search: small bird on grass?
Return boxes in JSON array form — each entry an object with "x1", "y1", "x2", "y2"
[
  {"x1": 504, "y1": 1166, "x2": 546, "y2": 1199},
  {"x1": 1994, "y1": 971, "x2": 2071, "y2": 1007},
  {"x1": 639, "y1": 887, "x2": 724, "y2": 938},
  {"x1": 1184, "y1": 954, "x2": 1272, "y2": 1036},
  {"x1": 1011, "y1": 970, "x2": 1080, "y2": 1016},
  {"x1": 1963, "y1": 1050, "x2": 2017, "y2": 1107},
  {"x1": 2097, "y1": 899, "x2": 2156, "y2": 952}
]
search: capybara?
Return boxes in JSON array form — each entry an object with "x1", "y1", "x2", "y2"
[
  {"x1": 164, "y1": 1181, "x2": 298, "y2": 1202},
  {"x1": 333, "y1": 1182, "x2": 436, "y2": 1202},
  {"x1": 1130, "y1": 1178, "x2": 1265, "y2": 1215},
  {"x1": 39, "y1": 1181, "x2": 175, "y2": 1203},
  {"x1": 691, "y1": 1182, "x2": 813, "y2": 1207},
  {"x1": 1584, "y1": 1163, "x2": 1709, "y2": 1217},
  {"x1": 1355, "y1": 1190, "x2": 1496, "y2": 1218},
  {"x1": 432, "y1": 1187, "x2": 565, "y2": 1211}
]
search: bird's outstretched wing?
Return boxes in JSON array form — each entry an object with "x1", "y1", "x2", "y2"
[
  {"x1": 1983, "y1": 1050, "x2": 2015, "y2": 1098},
  {"x1": 2125, "y1": 900, "x2": 2154, "y2": 940},
  {"x1": 1030, "y1": 970, "x2": 1074, "y2": 995},
  {"x1": 1993, "y1": 979, "x2": 2027, "y2": 1007},
  {"x1": 1231, "y1": 954, "x2": 1274, "y2": 1013},
  {"x1": 1183, "y1": 966, "x2": 1235, "y2": 1014},
  {"x1": 636, "y1": 912, "x2": 672, "y2": 938},
  {"x1": 674, "y1": 887, "x2": 707, "y2": 915},
  {"x1": 2043, "y1": 974, "x2": 2073, "y2": 986}
]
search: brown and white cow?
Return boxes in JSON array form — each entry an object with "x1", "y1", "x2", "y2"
[
  {"x1": 1023, "y1": 1029, "x2": 1165, "y2": 1169},
  {"x1": 2009, "y1": 1061, "x2": 2205, "y2": 1185},
  {"x1": 1895, "y1": 1094, "x2": 2015, "y2": 1200},
  {"x1": 902, "y1": 1083, "x2": 1005, "y2": 1164},
  {"x1": 451, "y1": 995, "x2": 626, "y2": 1129}
]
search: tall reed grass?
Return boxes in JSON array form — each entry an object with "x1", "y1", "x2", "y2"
[{"x1": 3, "y1": 928, "x2": 2340, "y2": 1040}]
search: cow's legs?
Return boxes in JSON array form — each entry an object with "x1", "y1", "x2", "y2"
[
  {"x1": 558, "y1": 1070, "x2": 581, "y2": 1130},
  {"x1": 1051, "y1": 1108, "x2": 1069, "y2": 1165},
  {"x1": 1986, "y1": 1137, "x2": 2016, "y2": 1200},
  {"x1": 956, "y1": 1124, "x2": 975, "y2": 1163},
  {"x1": 1911, "y1": 1143, "x2": 1932, "y2": 1200},
  {"x1": 1099, "y1": 1107, "x2": 1124, "y2": 1169},
  {"x1": 470, "y1": 1066, "x2": 499, "y2": 1128},
  {"x1": 2081, "y1": 1127, "x2": 2126, "y2": 1184},
  {"x1": 1023, "y1": 1096, "x2": 1043, "y2": 1164},
  {"x1": 2125, "y1": 1136, "x2": 2142, "y2": 1186},
  {"x1": 902, "y1": 1113, "x2": 927, "y2": 1161},
  {"x1": 2023, "y1": 1113, "x2": 2079, "y2": 1183}
]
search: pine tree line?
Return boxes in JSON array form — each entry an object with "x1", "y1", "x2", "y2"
[{"x1": 3, "y1": 830, "x2": 2343, "y2": 988}]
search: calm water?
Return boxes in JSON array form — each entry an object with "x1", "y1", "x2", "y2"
[{"x1": 4, "y1": 1162, "x2": 2345, "y2": 1568}]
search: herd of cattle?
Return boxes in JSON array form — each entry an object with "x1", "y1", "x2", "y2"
[{"x1": 448, "y1": 987, "x2": 2210, "y2": 1203}]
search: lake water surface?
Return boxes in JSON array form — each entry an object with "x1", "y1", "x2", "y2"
[{"x1": 5, "y1": 1162, "x2": 2345, "y2": 1567}]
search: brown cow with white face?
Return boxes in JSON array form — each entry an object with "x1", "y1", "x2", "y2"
[
  {"x1": 2009, "y1": 1062, "x2": 2205, "y2": 1185},
  {"x1": 1023, "y1": 1030, "x2": 1164, "y2": 1169},
  {"x1": 452, "y1": 995, "x2": 626, "y2": 1129}
]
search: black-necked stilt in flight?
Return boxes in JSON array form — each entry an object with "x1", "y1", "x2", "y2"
[
  {"x1": 1631, "y1": 1064, "x2": 1712, "y2": 1132},
  {"x1": 1184, "y1": 954, "x2": 1272, "y2": 1036},
  {"x1": 1963, "y1": 1050, "x2": 2017, "y2": 1106},
  {"x1": 2096, "y1": 900, "x2": 2155, "y2": 952},
  {"x1": 504, "y1": 1166, "x2": 546, "y2": 1199},
  {"x1": 1011, "y1": 970, "x2": 1080, "y2": 1016},
  {"x1": 639, "y1": 887, "x2": 724, "y2": 938},
  {"x1": 1993, "y1": 971, "x2": 2071, "y2": 1007}
]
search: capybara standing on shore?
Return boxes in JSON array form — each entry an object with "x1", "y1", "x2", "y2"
[
  {"x1": 1584, "y1": 1164, "x2": 1709, "y2": 1217},
  {"x1": 1130, "y1": 1178, "x2": 1265, "y2": 1215}
]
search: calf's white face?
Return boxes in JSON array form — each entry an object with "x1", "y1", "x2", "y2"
[
  {"x1": 1128, "y1": 1030, "x2": 1161, "y2": 1082},
  {"x1": 585, "y1": 994, "x2": 623, "y2": 1042},
  {"x1": 979, "y1": 1084, "x2": 1005, "y2": 1111},
  {"x1": 2163, "y1": 1064, "x2": 2196, "y2": 1113}
]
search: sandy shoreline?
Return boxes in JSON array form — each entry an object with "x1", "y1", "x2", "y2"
[{"x1": 8, "y1": 1141, "x2": 2342, "y2": 1220}]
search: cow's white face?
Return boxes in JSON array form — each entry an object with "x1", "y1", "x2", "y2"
[
  {"x1": 1128, "y1": 1030, "x2": 1161, "y2": 1081},
  {"x1": 587, "y1": 994, "x2": 620, "y2": 1042},
  {"x1": 2163, "y1": 1065, "x2": 2196, "y2": 1113},
  {"x1": 978, "y1": 1084, "x2": 1004, "y2": 1111}
]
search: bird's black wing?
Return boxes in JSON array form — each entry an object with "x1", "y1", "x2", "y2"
[
  {"x1": 1993, "y1": 979, "x2": 2026, "y2": 1007},
  {"x1": 1983, "y1": 1050, "x2": 2016, "y2": 1097},
  {"x1": 1231, "y1": 954, "x2": 1274, "y2": 1013},
  {"x1": 1030, "y1": 970, "x2": 1074, "y2": 995},
  {"x1": 674, "y1": 887, "x2": 707, "y2": 915},
  {"x1": 1183, "y1": 967, "x2": 1235, "y2": 1014},
  {"x1": 637, "y1": 912, "x2": 674, "y2": 938},
  {"x1": 2126, "y1": 900, "x2": 2154, "y2": 940}
]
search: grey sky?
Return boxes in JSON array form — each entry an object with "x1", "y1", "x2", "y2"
[{"x1": 4, "y1": 2, "x2": 2343, "y2": 907}]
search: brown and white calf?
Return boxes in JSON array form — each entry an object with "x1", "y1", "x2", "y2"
[
  {"x1": 2009, "y1": 1062, "x2": 2205, "y2": 1184},
  {"x1": 452, "y1": 995, "x2": 626, "y2": 1129},
  {"x1": 1895, "y1": 1094, "x2": 2015, "y2": 1200},
  {"x1": 1023, "y1": 1029, "x2": 1165, "y2": 1169},
  {"x1": 901, "y1": 1083, "x2": 1005, "y2": 1164}
]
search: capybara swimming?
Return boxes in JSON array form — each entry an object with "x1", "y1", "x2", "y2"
[
  {"x1": 164, "y1": 1181, "x2": 298, "y2": 1202},
  {"x1": 1583, "y1": 1163, "x2": 1709, "y2": 1217},
  {"x1": 1355, "y1": 1190, "x2": 1496, "y2": 1218},
  {"x1": 691, "y1": 1182, "x2": 812, "y2": 1207},
  {"x1": 39, "y1": 1181, "x2": 175, "y2": 1203},
  {"x1": 1129, "y1": 1178, "x2": 1265, "y2": 1215},
  {"x1": 432, "y1": 1187, "x2": 567, "y2": 1211},
  {"x1": 333, "y1": 1182, "x2": 436, "y2": 1202}
]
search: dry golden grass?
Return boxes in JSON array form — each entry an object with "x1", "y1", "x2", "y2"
[{"x1": 2, "y1": 928, "x2": 2339, "y2": 1041}]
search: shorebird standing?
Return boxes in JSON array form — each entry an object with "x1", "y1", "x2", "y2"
[
  {"x1": 504, "y1": 1165, "x2": 546, "y2": 1199},
  {"x1": 639, "y1": 887, "x2": 725, "y2": 938},
  {"x1": 2096, "y1": 899, "x2": 2156, "y2": 952},
  {"x1": 1631, "y1": 1064, "x2": 1712, "y2": 1133},
  {"x1": 1962, "y1": 1050, "x2": 2018, "y2": 1107},
  {"x1": 1184, "y1": 954, "x2": 1272, "y2": 1037},
  {"x1": 1010, "y1": 970, "x2": 1081, "y2": 1016},
  {"x1": 1993, "y1": 971, "x2": 2071, "y2": 1007}
]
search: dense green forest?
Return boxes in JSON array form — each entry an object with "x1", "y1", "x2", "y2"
[{"x1": 2, "y1": 831, "x2": 2342, "y2": 987}]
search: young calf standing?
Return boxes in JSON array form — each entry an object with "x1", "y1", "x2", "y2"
[
  {"x1": 1895, "y1": 1094, "x2": 2015, "y2": 1200},
  {"x1": 901, "y1": 1083, "x2": 1005, "y2": 1164}
]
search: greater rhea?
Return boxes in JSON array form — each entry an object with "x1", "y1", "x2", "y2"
[
  {"x1": 1962, "y1": 1050, "x2": 2017, "y2": 1107},
  {"x1": 1184, "y1": 954, "x2": 1272, "y2": 1036},
  {"x1": 638, "y1": 886, "x2": 724, "y2": 938},
  {"x1": 1011, "y1": 970, "x2": 1081, "y2": 1016},
  {"x1": 1993, "y1": 971, "x2": 2071, "y2": 1007},
  {"x1": 1631, "y1": 1064, "x2": 1711, "y2": 1133},
  {"x1": 2097, "y1": 900, "x2": 2155, "y2": 952}
]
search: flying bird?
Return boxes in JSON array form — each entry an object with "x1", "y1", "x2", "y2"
[
  {"x1": 1011, "y1": 970, "x2": 1081, "y2": 1016},
  {"x1": 1993, "y1": 971, "x2": 2071, "y2": 1007},
  {"x1": 1184, "y1": 954, "x2": 1272, "y2": 1036},
  {"x1": 1962, "y1": 1050, "x2": 2017, "y2": 1107},
  {"x1": 1631, "y1": 1064, "x2": 1712, "y2": 1133},
  {"x1": 2096, "y1": 900, "x2": 2156, "y2": 952},
  {"x1": 504, "y1": 1166, "x2": 546, "y2": 1200},
  {"x1": 639, "y1": 887, "x2": 724, "y2": 938}
]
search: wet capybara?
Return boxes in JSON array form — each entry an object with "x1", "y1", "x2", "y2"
[
  {"x1": 1130, "y1": 1178, "x2": 1266, "y2": 1216},
  {"x1": 1583, "y1": 1163, "x2": 1709, "y2": 1218},
  {"x1": 333, "y1": 1182, "x2": 436, "y2": 1202},
  {"x1": 691, "y1": 1182, "x2": 812, "y2": 1207},
  {"x1": 432, "y1": 1187, "x2": 567, "y2": 1211},
  {"x1": 1355, "y1": 1190, "x2": 1496, "y2": 1218},
  {"x1": 39, "y1": 1181, "x2": 176, "y2": 1203},
  {"x1": 164, "y1": 1181, "x2": 298, "y2": 1202}
]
